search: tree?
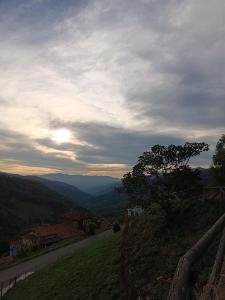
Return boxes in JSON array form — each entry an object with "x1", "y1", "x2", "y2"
[
  {"x1": 122, "y1": 142, "x2": 209, "y2": 210},
  {"x1": 113, "y1": 223, "x2": 121, "y2": 233},
  {"x1": 88, "y1": 223, "x2": 96, "y2": 235},
  {"x1": 211, "y1": 134, "x2": 225, "y2": 185}
]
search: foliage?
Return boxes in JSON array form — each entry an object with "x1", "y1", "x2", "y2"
[
  {"x1": 0, "y1": 173, "x2": 83, "y2": 249},
  {"x1": 4, "y1": 234, "x2": 123, "y2": 300},
  {"x1": 88, "y1": 223, "x2": 96, "y2": 235},
  {"x1": 113, "y1": 223, "x2": 121, "y2": 233},
  {"x1": 211, "y1": 134, "x2": 225, "y2": 185},
  {"x1": 121, "y1": 198, "x2": 225, "y2": 299},
  {"x1": 122, "y1": 142, "x2": 209, "y2": 208},
  {"x1": 0, "y1": 242, "x2": 8, "y2": 255}
]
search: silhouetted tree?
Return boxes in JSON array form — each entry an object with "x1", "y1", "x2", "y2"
[
  {"x1": 122, "y1": 142, "x2": 209, "y2": 211},
  {"x1": 211, "y1": 134, "x2": 225, "y2": 185},
  {"x1": 113, "y1": 223, "x2": 121, "y2": 233}
]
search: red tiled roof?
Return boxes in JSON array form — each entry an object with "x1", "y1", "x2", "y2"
[
  {"x1": 10, "y1": 240, "x2": 23, "y2": 247},
  {"x1": 53, "y1": 223, "x2": 79, "y2": 238},
  {"x1": 31, "y1": 225, "x2": 58, "y2": 238},
  {"x1": 31, "y1": 223, "x2": 79, "y2": 239}
]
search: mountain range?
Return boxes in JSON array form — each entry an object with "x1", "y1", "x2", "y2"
[
  {"x1": 39, "y1": 173, "x2": 121, "y2": 195},
  {"x1": 34, "y1": 175, "x2": 128, "y2": 216}
]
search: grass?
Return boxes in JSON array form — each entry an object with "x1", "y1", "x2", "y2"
[
  {"x1": 4, "y1": 233, "x2": 123, "y2": 300},
  {"x1": 1, "y1": 227, "x2": 109, "y2": 271},
  {"x1": 0, "y1": 234, "x2": 86, "y2": 271},
  {"x1": 121, "y1": 198, "x2": 225, "y2": 299}
]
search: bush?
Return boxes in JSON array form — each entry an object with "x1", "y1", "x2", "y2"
[
  {"x1": 113, "y1": 223, "x2": 121, "y2": 233},
  {"x1": 88, "y1": 223, "x2": 96, "y2": 235}
]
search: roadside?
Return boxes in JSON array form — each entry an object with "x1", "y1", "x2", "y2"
[
  {"x1": 0, "y1": 229, "x2": 112, "y2": 285},
  {"x1": 3, "y1": 231, "x2": 122, "y2": 300},
  {"x1": 0, "y1": 226, "x2": 109, "y2": 272}
]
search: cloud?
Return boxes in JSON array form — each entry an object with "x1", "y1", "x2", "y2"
[
  {"x1": 48, "y1": 120, "x2": 213, "y2": 167},
  {"x1": 0, "y1": 0, "x2": 224, "y2": 175}
]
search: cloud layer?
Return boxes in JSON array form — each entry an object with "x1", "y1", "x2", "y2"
[{"x1": 0, "y1": 0, "x2": 224, "y2": 177}]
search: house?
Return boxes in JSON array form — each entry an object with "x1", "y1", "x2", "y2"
[
  {"x1": 30, "y1": 225, "x2": 61, "y2": 246},
  {"x1": 30, "y1": 223, "x2": 79, "y2": 247},
  {"x1": 127, "y1": 206, "x2": 144, "y2": 217},
  {"x1": 9, "y1": 240, "x2": 23, "y2": 256},
  {"x1": 63, "y1": 211, "x2": 92, "y2": 231},
  {"x1": 9, "y1": 223, "x2": 80, "y2": 256}
]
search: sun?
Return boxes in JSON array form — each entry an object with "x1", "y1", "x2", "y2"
[{"x1": 52, "y1": 129, "x2": 71, "y2": 144}]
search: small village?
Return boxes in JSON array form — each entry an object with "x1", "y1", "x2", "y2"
[{"x1": 0, "y1": 210, "x2": 110, "y2": 268}]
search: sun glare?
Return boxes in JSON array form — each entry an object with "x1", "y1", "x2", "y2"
[{"x1": 52, "y1": 129, "x2": 71, "y2": 144}]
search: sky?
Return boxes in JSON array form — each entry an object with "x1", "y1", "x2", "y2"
[{"x1": 0, "y1": 0, "x2": 224, "y2": 178}]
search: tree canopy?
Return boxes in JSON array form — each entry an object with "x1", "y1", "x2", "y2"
[
  {"x1": 211, "y1": 134, "x2": 225, "y2": 185},
  {"x1": 122, "y1": 142, "x2": 209, "y2": 209}
]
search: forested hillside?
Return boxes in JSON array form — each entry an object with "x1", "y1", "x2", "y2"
[{"x1": 0, "y1": 173, "x2": 83, "y2": 253}]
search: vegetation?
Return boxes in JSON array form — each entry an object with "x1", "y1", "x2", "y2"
[
  {"x1": 86, "y1": 190, "x2": 128, "y2": 216},
  {"x1": 121, "y1": 198, "x2": 225, "y2": 299},
  {"x1": 113, "y1": 223, "x2": 121, "y2": 233},
  {"x1": 4, "y1": 233, "x2": 123, "y2": 300},
  {"x1": 211, "y1": 134, "x2": 225, "y2": 185},
  {"x1": 122, "y1": 142, "x2": 209, "y2": 210},
  {"x1": 33, "y1": 176, "x2": 127, "y2": 217},
  {"x1": 0, "y1": 173, "x2": 84, "y2": 254},
  {"x1": 120, "y1": 138, "x2": 225, "y2": 299}
]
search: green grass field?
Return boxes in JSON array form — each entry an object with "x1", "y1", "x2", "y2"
[{"x1": 4, "y1": 233, "x2": 123, "y2": 300}]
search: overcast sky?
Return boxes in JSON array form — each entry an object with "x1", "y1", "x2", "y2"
[{"x1": 0, "y1": 0, "x2": 224, "y2": 177}]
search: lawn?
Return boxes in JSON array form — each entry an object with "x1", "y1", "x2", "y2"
[{"x1": 4, "y1": 233, "x2": 123, "y2": 300}]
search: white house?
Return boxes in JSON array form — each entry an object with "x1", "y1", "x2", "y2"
[{"x1": 127, "y1": 206, "x2": 144, "y2": 217}]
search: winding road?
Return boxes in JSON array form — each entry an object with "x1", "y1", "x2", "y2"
[{"x1": 0, "y1": 229, "x2": 112, "y2": 284}]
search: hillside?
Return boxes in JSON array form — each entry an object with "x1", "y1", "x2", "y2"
[
  {"x1": 0, "y1": 173, "x2": 84, "y2": 253},
  {"x1": 87, "y1": 190, "x2": 128, "y2": 216},
  {"x1": 37, "y1": 175, "x2": 127, "y2": 216},
  {"x1": 28, "y1": 176, "x2": 93, "y2": 206},
  {"x1": 4, "y1": 233, "x2": 123, "y2": 300},
  {"x1": 40, "y1": 174, "x2": 121, "y2": 195},
  {"x1": 121, "y1": 198, "x2": 225, "y2": 299}
]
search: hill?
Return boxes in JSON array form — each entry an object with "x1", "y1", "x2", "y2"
[
  {"x1": 30, "y1": 176, "x2": 125, "y2": 216},
  {"x1": 39, "y1": 174, "x2": 121, "y2": 195},
  {"x1": 91, "y1": 181, "x2": 122, "y2": 196},
  {"x1": 28, "y1": 176, "x2": 93, "y2": 206},
  {"x1": 87, "y1": 190, "x2": 128, "y2": 216},
  {"x1": 36, "y1": 175, "x2": 127, "y2": 216},
  {"x1": 0, "y1": 173, "x2": 84, "y2": 253},
  {"x1": 4, "y1": 233, "x2": 123, "y2": 300}
]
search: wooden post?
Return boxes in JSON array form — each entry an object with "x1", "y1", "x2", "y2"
[
  {"x1": 201, "y1": 228, "x2": 225, "y2": 300},
  {"x1": 167, "y1": 212, "x2": 225, "y2": 300},
  {"x1": 0, "y1": 282, "x2": 3, "y2": 299}
]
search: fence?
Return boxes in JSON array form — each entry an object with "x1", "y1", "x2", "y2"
[
  {"x1": 0, "y1": 271, "x2": 34, "y2": 299},
  {"x1": 167, "y1": 212, "x2": 225, "y2": 300}
]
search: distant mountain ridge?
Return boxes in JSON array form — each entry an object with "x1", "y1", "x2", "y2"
[
  {"x1": 27, "y1": 176, "x2": 93, "y2": 205},
  {"x1": 39, "y1": 173, "x2": 121, "y2": 195},
  {"x1": 38, "y1": 173, "x2": 127, "y2": 216}
]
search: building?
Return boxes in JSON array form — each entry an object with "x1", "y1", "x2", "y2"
[
  {"x1": 9, "y1": 240, "x2": 23, "y2": 256},
  {"x1": 30, "y1": 223, "x2": 79, "y2": 247},
  {"x1": 63, "y1": 210, "x2": 92, "y2": 231},
  {"x1": 127, "y1": 206, "x2": 144, "y2": 217},
  {"x1": 9, "y1": 223, "x2": 81, "y2": 256}
]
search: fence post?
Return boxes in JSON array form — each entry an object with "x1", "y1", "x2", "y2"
[{"x1": 0, "y1": 282, "x2": 3, "y2": 299}]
